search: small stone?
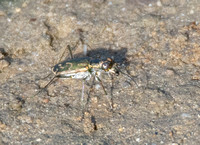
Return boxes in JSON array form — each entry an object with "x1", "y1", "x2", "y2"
[
  {"x1": 181, "y1": 113, "x2": 191, "y2": 118},
  {"x1": 9, "y1": 101, "x2": 22, "y2": 111},
  {"x1": 190, "y1": 9, "x2": 194, "y2": 14},
  {"x1": 15, "y1": 8, "x2": 21, "y2": 13},
  {"x1": 108, "y1": 1, "x2": 112, "y2": 5},
  {"x1": 165, "y1": 69, "x2": 175, "y2": 76},
  {"x1": 192, "y1": 75, "x2": 200, "y2": 80},
  {"x1": 22, "y1": 2, "x2": 28, "y2": 7},
  {"x1": 84, "y1": 112, "x2": 90, "y2": 117},
  {"x1": 112, "y1": 103, "x2": 118, "y2": 108},
  {"x1": 42, "y1": 98, "x2": 50, "y2": 103},
  {"x1": 17, "y1": 115, "x2": 32, "y2": 123},
  {"x1": 0, "y1": 52, "x2": 4, "y2": 59},
  {"x1": 136, "y1": 138, "x2": 140, "y2": 142},
  {"x1": 0, "y1": 121, "x2": 7, "y2": 131},
  {"x1": 91, "y1": 96, "x2": 98, "y2": 104},
  {"x1": 157, "y1": 1, "x2": 162, "y2": 6},
  {"x1": 0, "y1": 11, "x2": 5, "y2": 16},
  {"x1": 162, "y1": 7, "x2": 176, "y2": 15},
  {"x1": 36, "y1": 138, "x2": 42, "y2": 142},
  {"x1": 7, "y1": 18, "x2": 12, "y2": 22},
  {"x1": 118, "y1": 127, "x2": 124, "y2": 132},
  {"x1": 0, "y1": 60, "x2": 10, "y2": 70},
  {"x1": 95, "y1": 84, "x2": 101, "y2": 90}
]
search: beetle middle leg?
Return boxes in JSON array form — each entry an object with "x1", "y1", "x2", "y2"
[{"x1": 94, "y1": 73, "x2": 116, "y2": 110}]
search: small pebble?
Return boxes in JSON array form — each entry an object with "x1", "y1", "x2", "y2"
[
  {"x1": 22, "y1": 2, "x2": 28, "y2": 7},
  {"x1": 0, "y1": 52, "x2": 4, "y2": 59},
  {"x1": 181, "y1": 113, "x2": 191, "y2": 118},
  {"x1": 91, "y1": 97, "x2": 98, "y2": 104},
  {"x1": 121, "y1": 8, "x2": 126, "y2": 11},
  {"x1": 95, "y1": 84, "x2": 101, "y2": 90},
  {"x1": 36, "y1": 138, "x2": 42, "y2": 142},
  {"x1": 136, "y1": 138, "x2": 140, "y2": 142},
  {"x1": 165, "y1": 69, "x2": 175, "y2": 76},
  {"x1": 0, "y1": 121, "x2": 7, "y2": 130},
  {"x1": 190, "y1": 9, "x2": 194, "y2": 14},
  {"x1": 0, "y1": 11, "x2": 5, "y2": 16},
  {"x1": 157, "y1": 1, "x2": 162, "y2": 6},
  {"x1": 17, "y1": 115, "x2": 32, "y2": 123},
  {"x1": 15, "y1": 8, "x2": 21, "y2": 13},
  {"x1": 118, "y1": 127, "x2": 124, "y2": 132},
  {"x1": 108, "y1": 1, "x2": 112, "y2": 5},
  {"x1": 9, "y1": 101, "x2": 22, "y2": 111},
  {"x1": 7, "y1": 18, "x2": 12, "y2": 22},
  {"x1": 0, "y1": 60, "x2": 10, "y2": 70},
  {"x1": 65, "y1": 4, "x2": 69, "y2": 7},
  {"x1": 42, "y1": 98, "x2": 50, "y2": 104}
]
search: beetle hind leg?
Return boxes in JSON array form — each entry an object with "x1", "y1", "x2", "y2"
[{"x1": 33, "y1": 75, "x2": 58, "y2": 97}]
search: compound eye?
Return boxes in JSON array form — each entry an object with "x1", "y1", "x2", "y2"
[{"x1": 102, "y1": 62, "x2": 109, "y2": 70}]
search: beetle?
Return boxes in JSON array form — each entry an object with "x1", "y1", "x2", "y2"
[
  {"x1": 34, "y1": 56, "x2": 119, "y2": 98},
  {"x1": 53, "y1": 57, "x2": 119, "y2": 80}
]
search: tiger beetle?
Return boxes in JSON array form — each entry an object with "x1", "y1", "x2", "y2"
[{"x1": 34, "y1": 47, "x2": 120, "y2": 100}]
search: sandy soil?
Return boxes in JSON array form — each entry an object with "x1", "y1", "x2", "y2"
[{"x1": 0, "y1": 0, "x2": 200, "y2": 144}]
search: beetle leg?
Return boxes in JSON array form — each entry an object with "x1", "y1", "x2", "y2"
[
  {"x1": 83, "y1": 44, "x2": 87, "y2": 56},
  {"x1": 56, "y1": 75, "x2": 72, "y2": 79},
  {"x1": 43, "y1": 75, "x2": 58, "y2": 88},
  {"x1": 95, "y1": 75, "x2": 107, "y2": 95},
  {"x1": 95, "y1": 74, "x2": 115, "y2": 110},
  {"x1": 67, "y1": 45, "x2": 74, "y2": 59},
  {"x1": 33, "y1": 75, "x2": 58, "y2": 97},
  {"x1": 81, "y1": 81, "x2": 84, "y2": 101},
  {"x1": 110, "y1": 74, "x2": 114, "y2": 109},
  {"x1": 118, "y1": 68, "x2": 139, "y2": 88}
]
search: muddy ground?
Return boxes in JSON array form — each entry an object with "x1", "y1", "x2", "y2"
[{"x1": 0, "y1": 0, "x2": 200, "y2": 144}]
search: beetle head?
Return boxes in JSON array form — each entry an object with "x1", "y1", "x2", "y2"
[{"x1": 101, "y1": 58, "x2": 119, "y2": 75}]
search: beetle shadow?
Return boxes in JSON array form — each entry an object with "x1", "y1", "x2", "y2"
[{"x1": 73, "y1": 47, "x2": 128, "y2": 65}]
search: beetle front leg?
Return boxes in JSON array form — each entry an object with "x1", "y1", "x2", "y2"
[{"x1": 95, "y1": 75, "x2": 107, "y2": 95}]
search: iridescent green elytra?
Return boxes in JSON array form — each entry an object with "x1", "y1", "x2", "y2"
[
  {"x1": 53, "y1": 57, "x2": 91, "y2": 75},
  {"x1": 52, "y1": 57, "x2": 119, "y2": 80}
]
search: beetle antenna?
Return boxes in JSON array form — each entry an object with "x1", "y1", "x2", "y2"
[{"x1": 116, "y1": 66, "x2": 139, "y2": 88}]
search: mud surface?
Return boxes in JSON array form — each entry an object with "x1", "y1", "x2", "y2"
[{"x1": 0, "y1": 0, "x2": 200, "y2": 144}]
